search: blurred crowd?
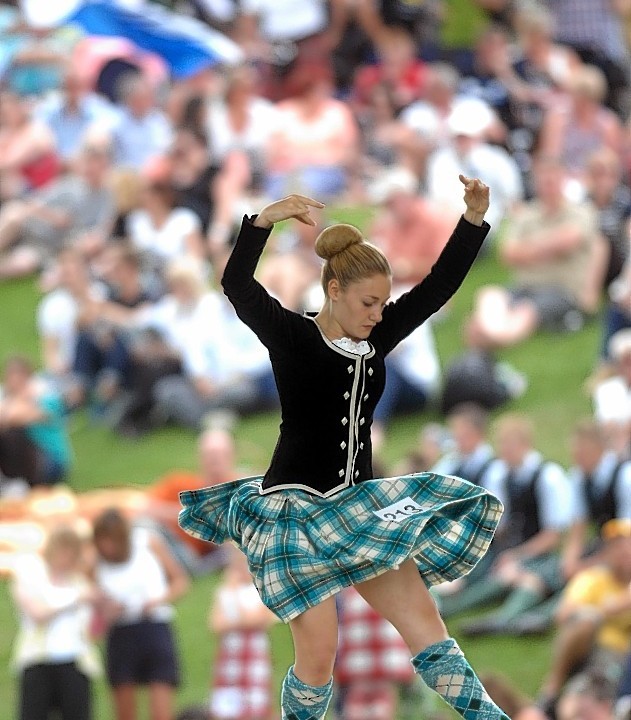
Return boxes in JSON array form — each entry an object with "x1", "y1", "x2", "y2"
[{"x1": 2, "y1": 0, "x2": 631, "y2": 718}]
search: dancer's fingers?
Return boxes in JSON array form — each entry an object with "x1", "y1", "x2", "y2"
[
  {"x1": 295, "y1": 212, "x2": 317, "y2": 226},
  {"x1": 292, "y1": 194, "x2": 326, "y2": 208}
]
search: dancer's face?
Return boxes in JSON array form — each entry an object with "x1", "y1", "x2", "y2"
[{"x1": 328, "y1": 274, "x2": 391, "y2": 341}]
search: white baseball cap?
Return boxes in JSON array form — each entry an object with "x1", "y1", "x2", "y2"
[
  {"x1": 447, "y1": 99, "x2": 494, "y2": 138},
  {"x1": 20, "y1": 0, "x2": 81, "y2": 29}
]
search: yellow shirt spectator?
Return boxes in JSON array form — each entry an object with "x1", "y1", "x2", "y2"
[{"x1": 561, "y1": 565, "x2": 631, "y2": 654}]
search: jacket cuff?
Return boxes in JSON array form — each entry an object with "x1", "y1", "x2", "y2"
[
  {"x1": 458, "y1": 215, "x2": 491, "y2": 240},
  {"x1": 243, "y1": 214, "x2": 273, "y2": 239}
]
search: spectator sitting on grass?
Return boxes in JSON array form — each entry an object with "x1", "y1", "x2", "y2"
[
  {"x1": 206, "y1": 64, "x2": 277, "y2": 194},
  {"x1": 510, "y1": 2, "x2": 580, "y2": 97},
  {"x1": 425, "y1": 100, "x2": 523, "y2": 242},
  {"x1": 353, "y1": 82, "x2": 426, "y2": 199},
  {"x1": 433, "y1": 402, "x2": 495, "y2": 487},
  {"x1": 111, "y1": 74, "x2": 172, "y2": 171},
  {"x1": 0, "y1": 355, "x2": 72, "y2": 488},
  {"x1": 125, "y1": 165, "x2": 205, "y2": 289},
  {"x1": 104, "y1": 257, "x2": 215, "y2": 436},
  {"x1": 0, "y1": 89, "x2": 59, "y2": 201},
  {"x1": 458, "y1": 24, "x2": 518, "y2": 134},
  {"x1": 152, "y1": 251, "x2": 277, "y2": 430},
  {"x1": 563, "y1": 421, "x2": 631, "y2": 580},
  {"x1": 352, "y1": 26, "x2": 429, "y2": 116},
  {"x1": 512, "y1": 421, "x2": 631, "y2": 638},
  {"x1": 36, "y1": 247, "x2": 107, "y2": 406},
  {"x1": 556, "y1": 672, "x2": 618, "y2": 720},
  {"x1": 169, "y1": 125, "x2": 250, "y2": 244},
  {"x1": 264, "y1": 62, "x2": 359, "y2": 202},
  {"x1": 70, "y1": 242, "x2": 157, "y2": 415},
  {"x1": 593, "y1": 330, "x2": 631, "y2": 458},
  {"x1": 585, "y1": 148, "x2": 631, "y2": 292},
  {"x1": 441, "y1": 413, "x2": 573, "y2": 635},
  {"x1": 538, "y1": 65, "x2": 624, "y2": 191},
  {"x1": 544, "y1": 0, "x2": 629, "y2": 115},
  {"x1": 401, "y1": 63, "x2": 504, "y2": 151},
  {"x1": 538, "y1": 520, "x2": 631, "y2": 714},
  {"x1": 0, "y1": 140, "x2": 115, "y2": 283},
  {"x1": 35, "y1": 66, "x2": 118, "y2": 166},
  {"x1": 466, "y1": 155, "x2": 606, "y2": 349}
]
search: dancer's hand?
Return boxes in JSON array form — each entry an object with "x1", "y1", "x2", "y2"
[
  {"x1": 459, "y1": 175, "x2": 490, "y2": 226},
  {"x1": 253, "y1": 194, "x2": 325, "y2": 229}
]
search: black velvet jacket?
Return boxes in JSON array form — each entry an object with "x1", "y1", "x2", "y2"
[{"x1": 222, "y1": 215, "x2": 490, "y2": 497}]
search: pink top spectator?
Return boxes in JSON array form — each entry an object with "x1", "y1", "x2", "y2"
[{"x1": 267, "y1": 97, "x2": 358, "y2": 174}]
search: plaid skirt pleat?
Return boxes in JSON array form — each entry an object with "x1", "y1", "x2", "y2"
[{"x1": 179, "y1": 473, "x2": 503, "y2": 623}]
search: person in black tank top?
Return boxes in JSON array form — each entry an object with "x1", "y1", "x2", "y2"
[
  {"x1": 563, "y1": 421, "x2": 631, "y2": 580},
  {"x1": 442, "y1": 414, "x2": 572, "y2": 638},
  {"x1": 443, "y1": 403, "x2": 495, "y2": 486}
]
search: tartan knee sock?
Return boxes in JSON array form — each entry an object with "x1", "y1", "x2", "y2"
[
  {"x1": 412, "y1": 638, "x2": 510, "y2": 720},
  {"x1": 281, "y1": 666, "x2": 333, "y2": 720}
]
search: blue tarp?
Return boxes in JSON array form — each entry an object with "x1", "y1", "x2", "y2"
[{"x1": 67, "y1": 0, "x2": 242, "y2": 78}]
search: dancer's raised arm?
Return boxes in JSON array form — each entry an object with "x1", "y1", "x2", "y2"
[
  {"x1": 221, "y1": 195, "x2": 324, "y2": 353},
  {"x1": 373, "y1": 175, "x2": 491, "y2": 353}
]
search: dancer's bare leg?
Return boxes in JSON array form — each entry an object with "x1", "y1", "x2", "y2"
[
  {"x1": 282, "y1": 597, "x2": 338, "y2": 719},
  {"x1": 288, "y1": 596, "x2": 338, "y2": 685}
]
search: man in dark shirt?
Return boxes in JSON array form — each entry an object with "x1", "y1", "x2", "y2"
[{"x1": 71, "y1": 243, "x2": 155, "y2": 411}]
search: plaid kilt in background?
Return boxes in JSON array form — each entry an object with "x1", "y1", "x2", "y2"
[
  {"x1": 211, "y1": 629, "x2": 272, "y2": 720},
  {"x1": 179, "y1": 472, "x2": 503, "y2": 622},
  {"x1": 335, "y1": 587, "x2": 413, "y2": 686}
]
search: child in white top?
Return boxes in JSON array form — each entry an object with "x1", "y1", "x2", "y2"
[
  {"x1": 92, "y1": 508, "x2": 189, "y2": 720},
  {"x1": 12, "y1": 525, "x2": 100, "y2": 720}
]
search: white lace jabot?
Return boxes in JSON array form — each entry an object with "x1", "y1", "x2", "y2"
[{"x1": 332, "y1": 337, "x2": 371, "y2": 356}]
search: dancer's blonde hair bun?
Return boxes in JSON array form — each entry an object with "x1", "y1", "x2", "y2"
[{"x1": 315, "y1": 224, "x2": 363, "y2": 260}]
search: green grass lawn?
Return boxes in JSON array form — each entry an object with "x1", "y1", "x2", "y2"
[{"x1": 0, "y1": 208, "x2": 599, "y2": 717}]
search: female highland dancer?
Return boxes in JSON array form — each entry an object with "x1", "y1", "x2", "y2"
[{"x1": 179, "y1": 175, "x2": 509, "y2": 720}]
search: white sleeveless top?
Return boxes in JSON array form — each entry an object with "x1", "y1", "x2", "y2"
[
  {"x1": 12, "y1": 554, "x2": 101, "y2": 676},
  {"x1": 96, "y1": 527, "x2": 173, "y2": 624}
]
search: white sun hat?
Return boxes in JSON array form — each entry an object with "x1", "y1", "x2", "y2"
[{"x1": 20, "y1": 0, "x2": 81, "y2": 29}]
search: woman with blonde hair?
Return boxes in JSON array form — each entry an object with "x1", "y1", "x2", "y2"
[
  {"x1": 12, "y1": 525, "x2": 100, "y2": 720},
  {"x1": 180, "y1": 176, "x2": 508, "y2": 720}
]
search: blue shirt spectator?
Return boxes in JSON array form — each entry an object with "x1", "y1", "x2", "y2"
[
  {"x1": 36, "y1": 70, "x2": 118, "y2": 162},
  {"x1": 111, "y1": 74, "x2": 172, "y2": 170}
]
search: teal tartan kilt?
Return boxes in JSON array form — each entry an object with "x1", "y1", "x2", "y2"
[{"x1": 179, "y1": 473, "x2": 503, "y2": 623}]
